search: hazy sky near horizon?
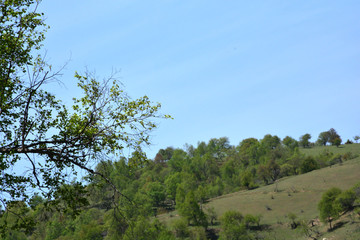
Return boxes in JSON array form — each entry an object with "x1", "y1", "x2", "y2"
[{"x1": 39, "y1": 1, "x2": 360, "y2": 158}]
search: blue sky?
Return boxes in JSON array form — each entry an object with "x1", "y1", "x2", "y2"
[{"x1": 39, "y1": 1, "x2": 360, "y2": 158}]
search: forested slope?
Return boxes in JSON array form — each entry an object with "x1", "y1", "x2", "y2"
[{"x1": 2, "y1": 135, "x2": 360, "y2": 239}]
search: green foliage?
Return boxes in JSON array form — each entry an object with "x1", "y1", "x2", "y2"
[
  {"x1": 0, "y1": 1, "x2": 170, "y2": 233},
  {"x1": 282, "y1": 136, "x2": 299, "y2": 150},
  {"x1": 29, "y1": 193, "x2": 44, "y2": 210},
  {"x1": 219, "y1": 210, "x2": 251, "y2": 240},
  {"x1": 123, "y1": 217, "x2": 171, "y2": 240},
  {"x1": 0, "y1": 0, "x2": 47, "y2": 106},
  {"x1": 299, "y1": 133, "x2": 312, "y2": 148},
  {"x1": 156, "y1": 146, "x2": 174, "y2": 163},
  {"x1": 164, "y1": 172, "x2": 182, "y2": 202},
  {"x1": 261, "y1": 134, "x2": 281, "y2": 151},
  {"x1": 189, "y1": 226, "x2": 207, "y2": 240},
  {"x1": 220, "y1": 158, "x2": 240, "y2": 187},
  {"x1": 144, "y1": 181, "x2": 166, "y2": 207},
  {"x1": 72, "y1": 218, "x2": 104, "y2": 240},
  {"x1": 256, "y1": 159, "x2": 281, "y2": 184},
  {"x1": 335, "y1": 189, "x2": 356, "y2": 212},
  {"x1": 0, "y1": 201, "x2": 35, "y2": 237},
  {"x1": 328, "y1": 128, "x2": 341, "y2": 146},
  {"x1": 280, "y1": 163, "x2": 296, "y2": 177},
  {"x1": 244, "y1": 214, "x2": 261, "y2": 229},
  {"x1": 168, "y1": 149, "x2": 188, "y2": 172},
  {"x1": 333, "y1": 137, "x2": 342, "y2": 147},
  {"x1": 51, "y1": 182, "x2": 89, "y2": 217},
  {"x1": 195, "y1": 185, "x2": 208, "y2": 205},
  {"x1": 205, "y1": 206, "x2": 217, "y2": 225},
  {"x1": 241, "y1": 170, "x2": 255, "y2": 189},
  {"x1": 201, "y1": 137, "x2": 231, "y2": 162},
  {"x1": 266, "y1": 159, "x2": 281, "y2": 182},
  {"x1": 103, "y1": 208, "x2": 128, "y2": 239},
  {"x1": 237, "y1": 138, "x2": 260, "y2": 165},
  {"x1": 317, "y1": 131, "x2": 331, "y2": 146},
  {"x1": 300, "y1": 156, "x2": 319, "y2": 173},
  {"x1": 257, "y1": 164, "x2": 270, "y2": 184},
  {"x1": 175, "y1": 184, "x2": 186, "y2": 207},
  {"x1": 171, "y1": 217, "x2": 190, "y2": 239},
  {"x1": 178, "y1": 191, "x2": 208, "y2": 227},
  {"x1": 318, "y1": 187, "x2": 342, "y2": 230}
]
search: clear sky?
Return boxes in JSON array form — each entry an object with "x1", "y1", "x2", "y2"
[{"x1": 38, "y1": 1, "x2": 360, "y2": 159}]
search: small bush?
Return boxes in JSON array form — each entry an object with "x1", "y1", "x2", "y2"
[
  {"x1": 342, "y1": 152, "x2": 358, "y2": 161},
  {"x1": 244, "y1": 214, "x2": 261, "y2": 229},
  {"x1": 219, "y1": 210, "x2": 250, "y2": 240},
  {"x1": 287, "y1": 212, "x2": 298, "y2": 229},
  {"x1": 329, "y1": 154, "x2": 342, "y2": 166}
]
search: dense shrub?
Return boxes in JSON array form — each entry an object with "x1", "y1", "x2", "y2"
[
  {"x1": 300, "y1": 157, "x2": 319, "y2": 173},
  {"x1": 336, "y1": 189, "x2": 356, "y2": 211}
]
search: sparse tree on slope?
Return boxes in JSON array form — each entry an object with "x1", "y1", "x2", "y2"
[
  {"x1": 318, "y1": 187, "x2": 342, "y2": 230},
  {"x1": 328, "y1": 128, "x2": 341, "y2": 146},
  {"x1": 317, "y1": 131, "x2": 331, "y2": 146}
]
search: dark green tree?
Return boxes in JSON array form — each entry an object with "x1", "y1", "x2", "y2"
[
  {"x1": 261, "y1": 134, "x2": 281, "y2": 150},
  {"x1": 178, "y1": 191, "x2": 207, "y2": 227},
  {"x1": 241, "y1": 170, "x2": 255, "y2": 189},
  {"x1": 282, "y1": 136, "x2": 299, "y2": 150},
  {"x1": 237, "y1": 138, "x2": 260, "y2": 165},
  {"x1": 257, "y1": 165, "x2": 270, "y2": 185},
  {"x1": 328, "y1": 128, "x2": 341, "y2": 146},
  {"x1": 266, "y1": 159, "x2": 281, "y2": 182},
  {"x1": 155, "y1": 146, "x2": 174, "y2": 164},
  {"x1": 144, "y1": 181, "x2": 166, "y2": 207},
  {"x1": 317, "y1": 131, "x2": 330, "y2": 146},
  {"x1": 164, "y1": 172, "x2": 182, "y2": 204},
  {"x1": 206, "y1": 137, "x2": 232, "y2": 162},
  {"x1": 333, "y1": 137, "x2": 342, "y2": 147},
  {"x1": 299, "y1": 133, "x2": 312, "y2": 148},
  {"x1": 168, "y1": 149, "x2": 188, "y2": 172}
]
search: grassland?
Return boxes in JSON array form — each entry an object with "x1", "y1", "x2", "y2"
[
  {"x1": 158, "y1": 144, "x2": 360, "y2": 239},
  {"x1": 300, "y1": 143, "x2": 360, "y2": 157}
]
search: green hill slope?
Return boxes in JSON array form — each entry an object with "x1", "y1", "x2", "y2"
[
  {"x1": 207, "y1": 151, "x2": 360, "y2": 239},
  {"x1": 300, "y1": 143, "x2": 360, "y2": 157}
]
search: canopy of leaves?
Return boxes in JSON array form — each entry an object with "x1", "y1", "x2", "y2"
[
  {"x1": 0, "y1": 0, "x2": 170, "y2": 232},
  {"x1": 318, "y1": 187, "x2": 342, "y2": 230}
]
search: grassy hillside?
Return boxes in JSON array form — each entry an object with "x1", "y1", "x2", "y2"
[
  {"x1": 159, "y1": 144, "x2": 360, "y2": 239},
  {"x1": 300, "y1": 143, "x2": 360, "y2": 157}
]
